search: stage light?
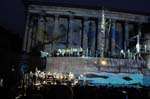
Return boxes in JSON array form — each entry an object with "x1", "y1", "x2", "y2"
[
  {"x1": 94, "y1": 61, "x2": 97, "y2": 64},
  {"x1": 82, "y1": 55, "x2": 85, "y2": 58},
  {"x1": 100, "y1": 58, "x2": 107, "y2": 66}
]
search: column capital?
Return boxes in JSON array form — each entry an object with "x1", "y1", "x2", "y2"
[
  {"x1": 125, "y1": 21, "x2": 129, "y2": 26},
  {"x1": 97, "y1": 17, "x2": 101, "y2": 21},
  {"x1": 111, "y1": 19, "x2": 116, "y2": 29},
  {"x1": 69, "y1": 14, "x2": 74, "y2": 18},
  {"x1": 54, "y1": 14, "x2": 59, "y2": 18},
  {"x1": 138, "y1": 22, "x2": 142, "y2": 27},
  {"x1": 138, "y1": 21, "x2": 143, "y2": 24},
  {"x1": 69, "y1": 15, "x2": 74, "y2": 22},
  {"x1": 124, "y1": 20, "x2": 129, "y2": 26},
  {"x1": 83, "y1": 16, "x2": 88, "y2": 21},
  {"x1": 112, "y1": 19, "x2": 116, "y2": 23}
]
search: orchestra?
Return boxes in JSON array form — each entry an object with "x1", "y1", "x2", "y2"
[{"x1": 22, "y1": 68, "x2": 81, "y2": 89}]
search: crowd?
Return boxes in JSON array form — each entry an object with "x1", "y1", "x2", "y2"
[
  {"x1": 6, "y1": 84, "x2": 150, "y2": 99},
  {"x1": 0, "y1": 69, "x2": 150, "y2": 99}
]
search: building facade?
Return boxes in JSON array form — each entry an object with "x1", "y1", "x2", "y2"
[{"x1": 23, "y1": 2, "x2": 150, "y2": 73}]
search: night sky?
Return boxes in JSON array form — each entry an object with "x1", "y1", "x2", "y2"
[
  {"x1": 0, "y1": 0, "x2": 25, "y2": 36},
  {"x1": 0, "y1": 0, "x2": 150, "y2": 36}
]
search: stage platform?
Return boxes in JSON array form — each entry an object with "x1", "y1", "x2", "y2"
[{"x1": 46, "y1": 57, "x2": 145, "y2": 74}]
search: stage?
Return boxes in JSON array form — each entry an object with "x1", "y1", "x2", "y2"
[
  {"x1": 46, "y1": 57, "x2": 145, "y2": 74},
  {"x1": 43, "y1": 57, "x2": 150, "y2": 86}
]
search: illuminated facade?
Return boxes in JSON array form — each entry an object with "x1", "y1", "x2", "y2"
[{"x1": 23, "y1": 1, "x2": 150, "y2": 73}]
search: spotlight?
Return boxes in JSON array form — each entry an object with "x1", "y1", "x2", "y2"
[
  {"x1": 100, "y1": 58, "x2": 107, "y2": 66},
  {"x1": 94, "y1": 61, "x2": 97, "y2": 64}
]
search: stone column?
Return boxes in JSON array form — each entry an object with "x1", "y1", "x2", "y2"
[
  {"x1": 22, "y1": 13, "x2": 30, "y2": 52},
  {"x1": 37, "y1": 16, "x2": 45, "y2": 43},
  {"x1": 31, "y1": 17, "x2": 37, "y2": 48},
  {"x1": 34, "y1": 17, "x2": 39, "y2": 45},
  {"x1": 124, "y1": 21, "x2": 129, "y2": 51},
  {"x1": 83, "y1": 17, "x2": 88, "y2": 56},
  {"x1": 111, "y1": 19, "x2": 116, "y2": 56},
  {"x1": 97, "y1": 18, "x2": 101, "y2": 53},
  {"x1": 52, "y1": 14, "x2": 59, "y2": 50},
  {"x1": 27, "y1": 18, "x2": 34, "y2": 52},
  {"x1": 54, "y1": 14, "x2": 59, "y2": 38},
  {"x1": 118, "y1": 31, "x2": 123, "y2": 50},
  {"x1": 79, "y1": 27, "x2": 82, "y2": 47},
  {"x1": 31, "y1": 27, "x2": 34, "y2": 48},
  {"x1": 68, "y1": 15, "x2": 73, "y2": 48},
  {"x1": 105, "y1": 19, "x2": 111, "y2": 56},
  {"x1": 89, "y1": 21, "x2": 96, "y2": 57}
]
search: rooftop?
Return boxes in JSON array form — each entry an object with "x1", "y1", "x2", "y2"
[{"x1": 27, "y1": 0, "x2": 150, "y2": 15}]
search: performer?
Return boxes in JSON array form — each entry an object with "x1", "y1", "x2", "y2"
[{"x1": 40, "y1": 50, "x2": 49, "y2": 71}]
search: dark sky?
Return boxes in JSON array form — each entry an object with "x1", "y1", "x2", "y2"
[
  {"x1": 0, "y1": 0, "x2": 25, "y2": 36},
  {"x1": 32, "y1": 0, "x2": 150, "y2": 13},
  {"x1": 0, "y1": 0, "x2": 150, "y2": 36}
]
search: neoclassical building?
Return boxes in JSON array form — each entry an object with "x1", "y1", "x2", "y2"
[{"x1": 23, "y1": 0, "x2": 150, "y2": 74}]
